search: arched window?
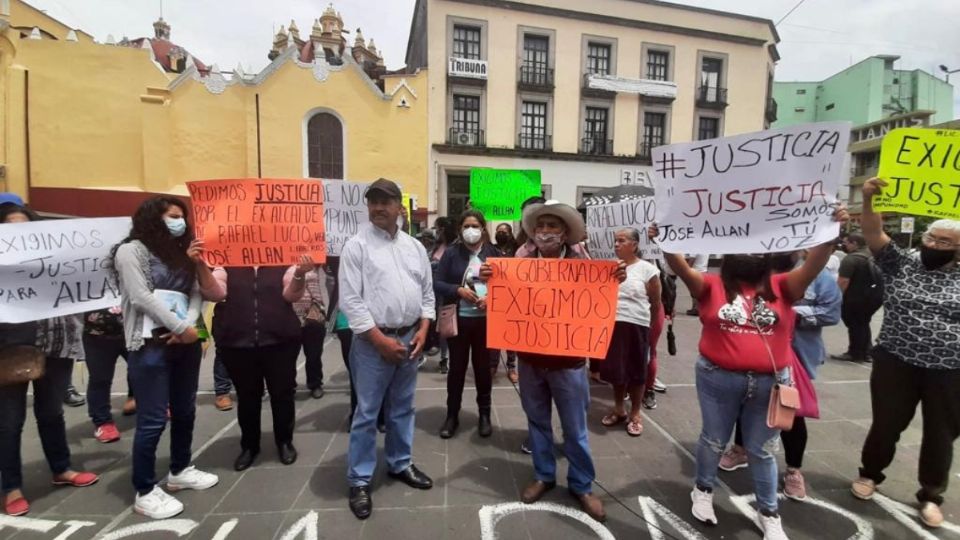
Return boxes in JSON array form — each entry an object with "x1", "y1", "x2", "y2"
[{"x1": 306, "y1": 112, "x2": 343, "y2": 179}]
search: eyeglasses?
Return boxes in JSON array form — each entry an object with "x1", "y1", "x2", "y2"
[{"x1": 921, "y1": 233, "x2": 959, "y2": 250}]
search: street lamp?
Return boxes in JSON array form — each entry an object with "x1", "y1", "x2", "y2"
[{"x1": 939, "y1": 64, "x2": 960, "y2": 83}]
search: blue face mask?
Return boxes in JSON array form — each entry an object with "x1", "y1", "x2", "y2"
[{"x1": 164, "y1": 217, "x2": 187, "y2": 238}]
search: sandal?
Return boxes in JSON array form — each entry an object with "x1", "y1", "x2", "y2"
[
  {"x1": 601, "y1": 412, "x2": 627, "y2": 427},
  {"x1": 626, "y1": 417, "x2": 643, "y2": 437}
]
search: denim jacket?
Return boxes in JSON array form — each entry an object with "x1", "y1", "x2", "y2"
[{"x1": 792, "y1": 268, "x2": 842, "y2": 379}]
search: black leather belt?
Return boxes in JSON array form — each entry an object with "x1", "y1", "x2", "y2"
[{"x1": 379, "y1": 323, "x2": 418, "y2": 336}]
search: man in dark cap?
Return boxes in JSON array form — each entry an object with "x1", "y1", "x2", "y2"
[{"x1": 339, "y1": 179, "x2": 436, "y2": 520}]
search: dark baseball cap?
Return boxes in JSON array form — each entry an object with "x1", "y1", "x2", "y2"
[{"x1": 364, "y1": 178, "x2": 402, "y2": 200}]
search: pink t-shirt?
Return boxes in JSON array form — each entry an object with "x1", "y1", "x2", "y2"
[{"x1": 697, "y1": 273, "x2": 796, "y2": 373}]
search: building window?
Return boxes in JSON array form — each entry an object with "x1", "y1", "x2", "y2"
[
  {"x1": 698, "y1": 117, "x2": 719, "y2": 140},
  {"x1": 586, "y1": 42, "x2": 611, "y2": 75},
  {"x1": 642, "y1": 112, "x2": 666, "y2": 155},
  {"x1": 520, "y1": 101, "x2": 548, "y2": 150},
  {"x1": 700, "y1": 57, "x2": 723, "y2": 100},
  {"x1": 582, "y1": 106, "x2": 610, "y2": 154},
  {"x1": 452, "y1": 25, "x2": 481, "y2": 60},
  {"x1": 646, "y1": 50, "x2": 669, "y2": 81},
  {"x1": 451, "y1": 94, "x2": 481, "y2": 145},
  {"x1": 796, "y1": 89, "x2": 807, "y2": 95},
  {"x1": 795, "y1": 107, "x2": 806, "y2": 113},
  {"x1": 521, "y1": 34, "x2": 550, "y2": 86},
  {"x1": 307, "y1": 112, "x2": 343, "y2": 179},
  {"x1": 825, "y1": 103, "x2": 835, "y2": 110}
]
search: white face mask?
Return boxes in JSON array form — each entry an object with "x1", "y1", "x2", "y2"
[
  {"x1": 462, "y1": 228, "x2": 482, "y2": 245},
  {"x1": 164, "y1": 217, "x2": 187, "y2": 238}
]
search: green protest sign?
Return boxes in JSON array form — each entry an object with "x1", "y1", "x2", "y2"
[{"x1": 469, "y1": 169, "x2": 542, "y2": 220}]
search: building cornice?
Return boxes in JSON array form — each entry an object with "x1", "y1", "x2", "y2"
[{"x1": 433, "y1": 144, "x2": 653, "y2": 165}]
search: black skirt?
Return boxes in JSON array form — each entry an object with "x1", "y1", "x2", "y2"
[{"x1": 599, "y1": 321, "x2": 650, "y2": 387}]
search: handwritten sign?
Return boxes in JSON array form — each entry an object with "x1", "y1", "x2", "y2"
[
  {"x1": 188, "y1": 178, "x2": 326, "y2": 267},
  {"x1": 873, "y1": 127, "x2": 960, "y2": 219},
  {"x1": 323, "y1": 179, "x2": 370, "y2": 256},
  {"x1": 652, "y1": 122, "x2": 851, "y2": 254},
  {"x1": 469, "y1": 169, "x2": 541, "y2": 220},
  {"x1": 486, "y1": 258, "x2": 619, "y2": 359},
  {"x1": 586, "y1": 197, "x2": 661, "y2": 260},
  {"x1": 0, "y1": 217, "x2": 130, "y2": 323}
]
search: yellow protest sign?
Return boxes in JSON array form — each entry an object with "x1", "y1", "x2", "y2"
[{"x1": 874, "y1": 128, "x2": 960, "y2": 219}]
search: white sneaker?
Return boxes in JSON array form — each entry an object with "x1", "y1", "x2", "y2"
[
  {"x1": 134, "y1": 486, "x2": 184, "y2": 520},
  {"x1": 756, "y1": 512, "x2": 789, "y2": 539},
  {"x1": 166, "y1": 466, "x2": 219, "y2": 492},
  {"x1": 690, "y1": 487, "x2": 717, "y2": 525},
  {"x1": 920, "y1": 502, "x2": 944, "y2": 528}
]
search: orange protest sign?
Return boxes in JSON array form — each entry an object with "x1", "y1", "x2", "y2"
[
  {"x1": 187, "y1": 178, "x2": 326, "y2": 267},
  {"x1": 486, "y1": 258, "x2": 619, "y2": 360}
]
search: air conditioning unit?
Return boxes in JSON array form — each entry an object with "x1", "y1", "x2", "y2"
[{"x1": 455, "y1": 131, "x2": 477, "y2": 146}]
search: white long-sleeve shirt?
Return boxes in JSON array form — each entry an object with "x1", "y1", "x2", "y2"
[{"x1": 340, "y1": 223, "x2": 435, "y2": 334}]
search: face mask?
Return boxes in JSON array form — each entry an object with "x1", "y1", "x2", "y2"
[
  {"x1": 724, "y1": 254, "x2": 768, "y2": 283},
  {"x1": 495, "y1": 232, "x2": 511, "y2": 244},
  {"x1": 534, "y1": 233, "x2": 563, "y2": 252},
  {"x1": 462, "y1": 228, "x2": 482, "y2": 245},
  {"x1": 164, "y1": 217, "x2": 187, "y2": 238},
  {"x1": 920, "y1": 245, "x2": 956, "y2": 270}
]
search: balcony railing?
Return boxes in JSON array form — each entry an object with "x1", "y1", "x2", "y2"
[
  {"x1": 765, "y1": 97, "x2": 778, "y2": 122},
  {"x1": 517, "y1": 133, "x2": 552, "y2": 151},
  {"x1": 447, "y1": 128, "x2": 486, "y2": 147},
  {"x1": 637, "y1": 141, "x2": 663, "y2": 160},
  {"x1": 696, "y1": 85, "x2": 728, "y2": 108},
  {"x1": 518, "y1": 64, "x2": 554, "y2": 91},
  {"x1": 580, "y1": 136, "x2": 613, "y2": 156}
]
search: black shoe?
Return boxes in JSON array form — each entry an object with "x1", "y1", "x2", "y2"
[
  {"x1": 278, "y1": 443, "x2": 298, "y2": 465},
  {"x1": 349, "y1": 486, "x2": 372, "y2": 520},
  {"x1": 310, "y1": 387, "x2": 325, "y2": 399},
  {"x1": 831, "y1": 352, "x2": 869, "y2": 362},
  {"x1": 685, "y1": 308, "x2": 699, "y2": 317},
  {"x1": 234, "y1": 449, "x2": 259, "y2": 471},
  {"x1": 439, "y1": 416, "x2": 459, "y2": 439},
  {"x1": 64, "y1": 387, "x2": 85, "y2": 407},
  {"x1": 439, "y1": 359, "x2": 449, "y2": 374},
  {"x1": 388, "y1": 464, "x2": 433, "y2": 489},
  {"x1": 478, "y1": 413, "x2": 492, "y2": 438}
]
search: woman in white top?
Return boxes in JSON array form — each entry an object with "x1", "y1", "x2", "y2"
[{"x1": 599, "y1": 228, "x2": 661, "y2": 437}]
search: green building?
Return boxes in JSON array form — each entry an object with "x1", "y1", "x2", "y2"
[{"x1": 773, "y1": 55, "x2": 954, "y2": 128}]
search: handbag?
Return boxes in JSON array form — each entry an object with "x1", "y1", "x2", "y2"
[
  {"x1": 749, "y1": 306, "x2": 800, "y2": 431},
  {"x1": 791, "y1": 354, "x2": 820, "y2": 419},
  {"x1": 438, "y1": 261, "x2": 474, "y2": 339},
  {"x1": 0, "y1": 345, "x2": 46, "y2": 386},
  {"x1": 303, "y1": 278, "x2": 327, "y2": 328}
]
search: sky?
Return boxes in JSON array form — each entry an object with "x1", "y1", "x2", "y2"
[{"x1": 23, "y1": 0, "x2": 960, "y2": 116}]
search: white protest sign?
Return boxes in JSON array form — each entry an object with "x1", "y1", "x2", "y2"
[
  {"x1": 0, "y1": 217, "x2": 131, "y2": 323},
  {"x1": 322, "y1": 179, "x2": 370, "y2": 256},
  {"x1": 586, "y1": 197, "x2": 661, "y2": 260},
  {"x1": 652, "y1": 122, "x2": 851, "y2": 254}
]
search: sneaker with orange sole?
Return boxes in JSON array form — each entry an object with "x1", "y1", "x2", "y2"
[
  {"x1": 215, "y1": 394, "x2": 233, "y2": 412},
  {"x1": 94, "y1": 422, "x2": 121, "y2": 444}
]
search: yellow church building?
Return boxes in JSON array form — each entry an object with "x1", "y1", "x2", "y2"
[{"x1": 0, "y1": 1, "x2": 428, "y2": 220}]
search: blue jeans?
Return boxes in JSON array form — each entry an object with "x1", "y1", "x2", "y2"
[
  {"x1": 213, "y1": 350, "x2": 232, "y2": 396},
  {"x1": 347, "y1": 329, "x2": 419, "y2": 487},
  {"x1": 128, "y1": 342, "x2": 202, "y2": 494},
  {"x1": 694, "y1": 356, "x2": 787, "y2": 514},
  {"x1": 83, "y1": 334, "x2": 130, "y2": 426},
  {"x1": 0, "y1": 357, "x2": 73, "y2": 492},
  {"x1": 518, "y1": 361, "x2": 595, "y2": 495}
]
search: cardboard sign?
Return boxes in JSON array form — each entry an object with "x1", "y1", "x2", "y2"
[
  {"x1": 486, "y1": 258, "x2": 619, "y2": 360},
  {"x1": 188, "y1": 178, "x2": 326, "y2": 267},
  {"x1": 652, "y1": 122, "x2": 851, "y2": 254},
  {"x1": 0, "y1": 217, "x2": 130, "y2": 323},
  {"x1": 585, "y1": 197, "x2": 662, "y2": 260},
  {"x1": 323, "y1": 179, "x2": 370, "y2": 256},
  {"x1": 469, "y1": 169, "x2": 542, "y2": 220},
  {"x1": 873, "y1": 127, "x2": 960, "y2": 219}
]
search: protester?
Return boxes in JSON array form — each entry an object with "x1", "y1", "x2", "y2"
[
  {"x1": 652, "y1": 205, "x2": 846, "y2": 538},
  {"x1": 293, "y1": 263, "x2": 331, "y2": 400},
  {"x1": 0, "y1": 204, "x2": 101, "y2": 517},
  {"x1": 112, "y1": 196, "x2": 218, "y2": 519},
  {"x1": 490, "y1": 223, "x2": 518, "y2": 383},
  {"x1": 212, "y1": 354, "x2": 234, "y2": 411},
  {"x1": 481, "y1": 200, "x2": 625, "y2": 522},
  {"x1": 340, "y1": 179, "x2": 435, "y2": 520},
  {"x1": 434, "y1": 209, "x2": 499, "y2": 439},
  {"x1": 831, "y1": 233, "x2": 883, "y2": 363},
  {"x1": 430, "y1": 217, "x2": 456, "y2": 374},
  {"x1": 718, "y1": 250, "x2": 842, "y2": 501},
  {"x1": 206, "y1": 255, "x2": 313, "y2": 471},
  {"x1": 599, "y1": 229, "x2": 660, "y2": 437},
  {"x1": 83, "y1": 307, "x2": 136, "y2": 443},
  {"x1": 850, "y1": 177, "x2": 960, "y2": 529}
]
